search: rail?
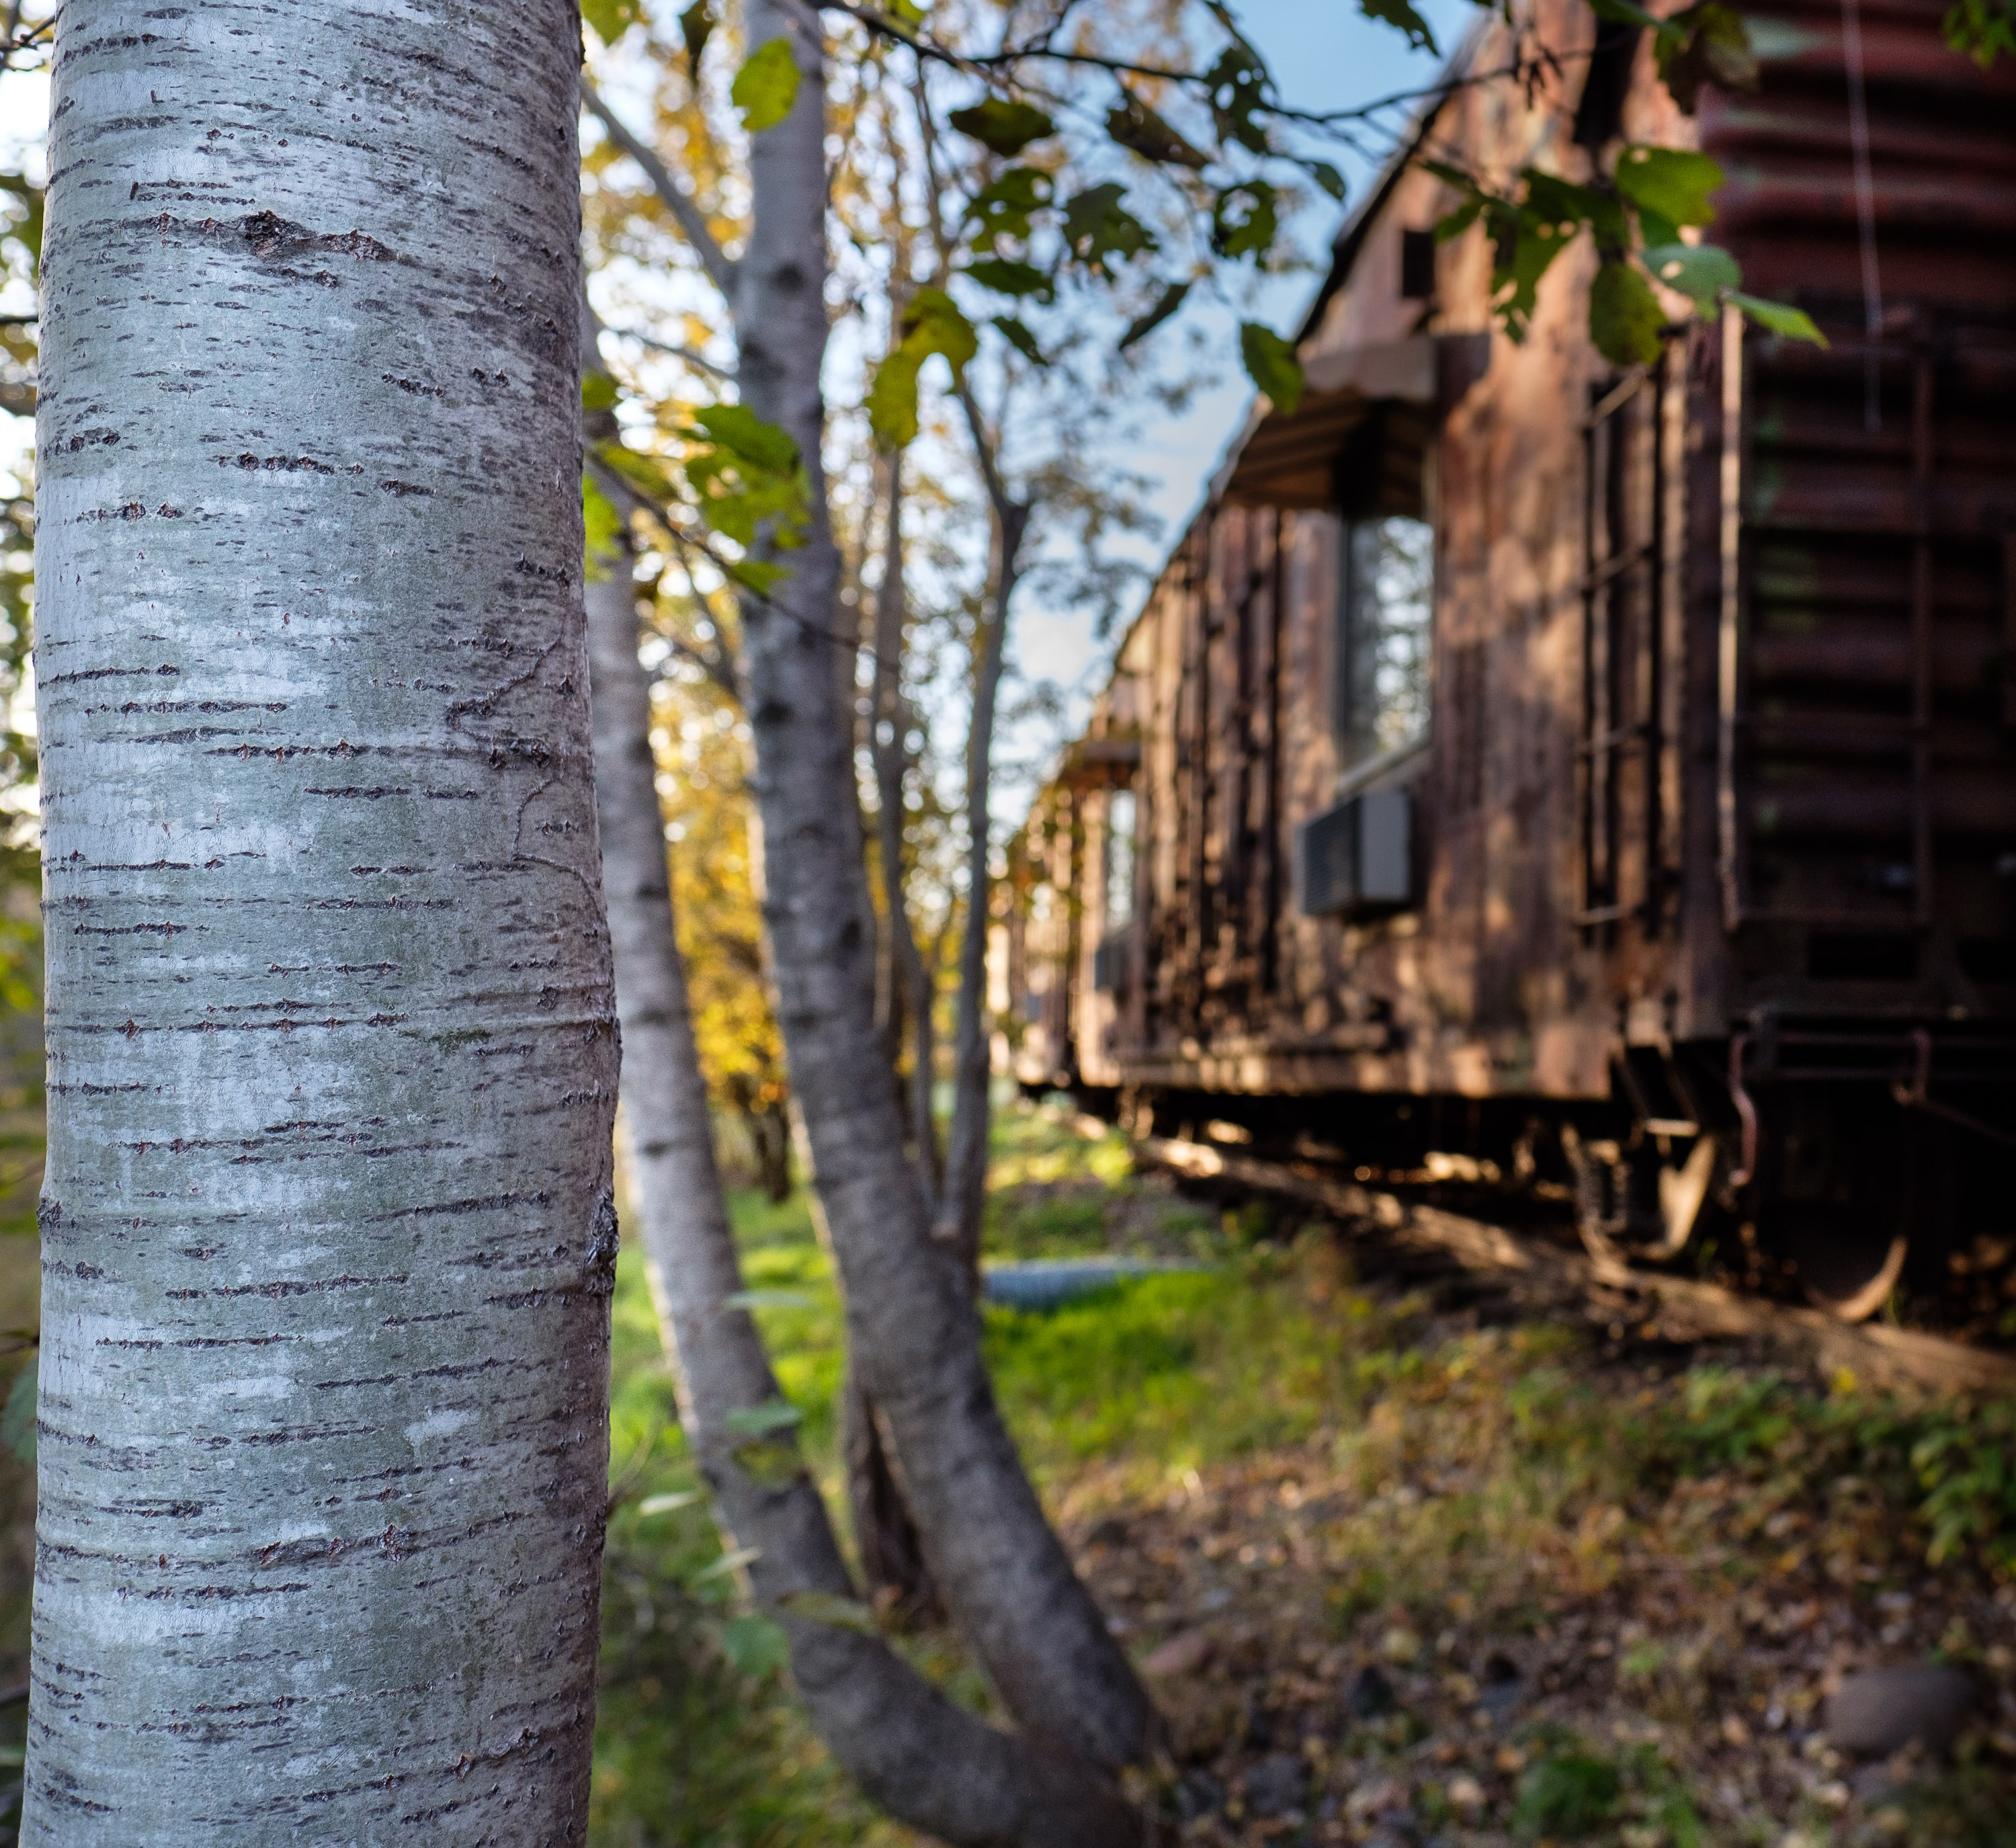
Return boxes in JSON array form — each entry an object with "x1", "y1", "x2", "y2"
[{"x1": 1133, "y1": 1133, "x2": 2016, "y2": 1395}]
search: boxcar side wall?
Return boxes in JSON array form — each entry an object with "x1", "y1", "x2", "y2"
[{"x1": 1016, "y1": 0, "x2": 2016, "y2": 1200}]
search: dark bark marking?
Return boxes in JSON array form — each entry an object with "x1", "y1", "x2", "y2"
[{"x1": 241, "y1": 210, "x2": 393, "y2": 265}]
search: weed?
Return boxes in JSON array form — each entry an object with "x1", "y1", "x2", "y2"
[{"x1": 1513, "y1": 1738, "x2": 1621, "y2": 1839}]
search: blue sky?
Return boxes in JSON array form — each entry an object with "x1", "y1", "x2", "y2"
[
  {"x1": 0, "y1": 1, "x2": 1477, "y2": 806},
  {"x1": 998, "y1": 0, "x2": 1472, "y2": 792}
]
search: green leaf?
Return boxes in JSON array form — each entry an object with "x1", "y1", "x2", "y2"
[
  {"x1": 1204, "y1": 43, "x2": 1271, "y2": 155},
  {"x1": 1309, "y1": 161, "x2": 1347, "y2": 202},
  {"x1": 1944, "y1": 0, "x2": 2016, "y2": 67},
  {"x1": 777, "y1": 1589, "x2": 880, "y2": 1632},
  {"x1": 726, "y1": 556, "x2": 788, "y2": 595},
  {"x1": 1492, "y1": 213, "x2": 1572, "y2": 342},
  {"x1": 599, "y1": 442, "x2": 681, "y2": 501},
  {"x1": 679, "y1": 406, "x2": 809, "y2": 550},
  {"x1": 991, "y1": 315, "x2": 1047, "y2": 366},
  {"x1": 2, "y1": 1357, "x2": 32, "y2": 1464},
  {"x1": 724, "y1": 1400, "x2": 802, "y2": 1437},
  {"x1": 1590, "y1": 259, "x2": 1667, "y2": 365},
  {"x1": 724, "y1": 1288, "x2": 815, "y2": 1310},
  {"x1": 1239, "y1": 322, "x2": 1304, "y2": 415},
  {"x1": 1211, "y1": 179, "x2": 1280, "y2": 262},
  {"x1": 1641, "y1": 240, "x2": 1741, "y2": 310},
  {"x1": 732, "y1": 37, "x2": 802, "y2": 134},
  {"x1": 1729, "y1": 292, "x2": 1829, "y2": 345},
  {"x1": 1656, "y1": 3, "x2": 1759, "y2": 112},
  {"x1": 694, "y1": 1543, "x2": 762, "y2": 1583},
  {"x1": 947, "y1": 98, "x2": 1055, "y2": 157},
  {"x1": 1062, "y1": 181, "x2": 1157, "y2": 275},
  {"x1": 692, "y1": 403, "x2": 800, "y2": 473},
  {"x1": 865, "y1": 347, "x2": 926, "y2": 451},
  {"x1": 1105, "y1": 91, "x2": 1211, "y2": 169},
  {"x1": 582, "y1": 474, "x2": 624, "y2": 575},
  {"x1": 637, "y1": 1488, "x2": 704, "y2": 1517},
  {"x1": 679, "y1": 0, "x2": 716, "y2": 65},
  {"x1": 964, "y1": 166, "x2": 1054, "y2": 254},
  {"x1": 581, "y1": 0, "x2": 642, "y2": 46},
  {"x1": 1613, "y1": 145, "x2": 1723, "y2": 230},
  {"x1": 1424, "y1": 161, "x2": 1581, "y2": 341},
  {"x1": 720, "y1": 1612, "x2": 791, "y2": 1676},
  {"x1": 900, "y1": 288, "x2": 980, "y2": 380},
  {"x1": 581, "y1": 370, "x2": 620, "y2": 413},
  {"x1": 962, "y1": 256, "x2": 1054, "y2": 300},
  {"x1": 1432, "y1": 196, "x2": 1485, "y2": 245},
  {"x1": 1527, "y1": 171, "x2": 1622, "y2": 249},
  {"x1": 866, "y1": 289, "x2": 980, "y2": 448},
  {"x1": 1359, "y1": 0, "x2": 1439, "y2": 52},
  {"x1": 1118, "y1": 279, "x2": 1192, "y2": 352}
]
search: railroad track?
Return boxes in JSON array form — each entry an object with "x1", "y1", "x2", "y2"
[{"x1": 1132, "y1": 1133, "x2": 2016, "y2": 1396}]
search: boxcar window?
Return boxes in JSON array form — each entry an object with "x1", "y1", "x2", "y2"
[
  {"x1": 1105, "y1": 790, "x2": 1136, "y2": 929},
  {"x1": 1335, "y1": 513, "x2": 1434, "y2": 770}
]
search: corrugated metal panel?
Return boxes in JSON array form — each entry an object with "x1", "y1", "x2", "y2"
[{"x1": 1703, "y1": 0, "x2": 2016, "y2": 1002}]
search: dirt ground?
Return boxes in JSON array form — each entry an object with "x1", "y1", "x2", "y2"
[{"x1": 982, "y1": 1109, "x2": 2016, "y2": 1848}]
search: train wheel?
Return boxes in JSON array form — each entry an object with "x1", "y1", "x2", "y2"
[
  {"x1": 1783, "y1": 1216, "x2": 1909, "y2": 1322},
  {"x1": 1564, "y1": 1127, "x2": 1718, "y2": 1266}
]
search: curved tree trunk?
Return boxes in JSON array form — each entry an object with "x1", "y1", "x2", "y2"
[
  {"x1": 730, "y1": 0, "x2": 1157, "y2": 1773},
  {"x1": 582, "y1": 422, "x2": 1134, "y2": 1845},
  {"x1": 28, "y1": 3, "x2": 614, "y2": 1839},
  {"x1": 853, "y1": 446, "x2": 942, "y2": 1620}
]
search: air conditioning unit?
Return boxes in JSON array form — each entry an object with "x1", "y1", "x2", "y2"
[{"x1": 1294, "y1": 788, "x2": 1414, "y2": 918}]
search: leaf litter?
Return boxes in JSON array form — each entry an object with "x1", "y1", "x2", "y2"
[{"x1": 588, "y1": 1103, "x2": 2016, "y2": 1845}]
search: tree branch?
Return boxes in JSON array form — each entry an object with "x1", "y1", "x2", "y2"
[
  {"x1": 591, "y1": 453, "x2": 900, "y2": 687},
  {"x1": 581, "y1": 75, "x2": 741, "y2": 297},
  {"x1": 603, "y1": 323, "x2": 737, "y2": 382},
  {"x1": 589, "y1": 456, "x2": 746, "y2": 704}
]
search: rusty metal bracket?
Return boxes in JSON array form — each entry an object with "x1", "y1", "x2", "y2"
[
  {"x1": 1727, "y1": 1032, "x2": 1759, "y2": 1189},
  {"x1": 1892, "y1": 1027, "x2": 2016, "y2": 1151}
]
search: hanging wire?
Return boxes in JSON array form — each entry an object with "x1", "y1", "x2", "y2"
[{"x1": 1841, "y1": 0, "x2": 1884, "y2": 431}]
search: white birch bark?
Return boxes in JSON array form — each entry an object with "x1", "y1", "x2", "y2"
[
  {"x1": 938, "y1": 470, "x2": 1027, "y2": 1273},
  {"x1": 730, "y1": 0, "x2": 1157, "y2": 1774},
  {"x1": 26, "y1": 4, "x2": 614, "y2": 1839},
  {"x1": 583, "y1": 335, "x2": 1135, "y2": 1846}
]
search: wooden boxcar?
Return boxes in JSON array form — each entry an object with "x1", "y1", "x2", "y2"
[{"x1": 1005, "y1": 0, "x2": 2016, "y2": 1313}]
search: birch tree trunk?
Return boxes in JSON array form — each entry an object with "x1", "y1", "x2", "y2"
[
  {"x1": 937, "y1": 480, "x2": 1027, "y2": 1275},
  {"x1": 851, "y1": 448, "x2": 941, "y2": 1618},
  {"x1": 868, "y1": 453, "x2": 940, "y2": 1193},
  {"x1": 582, "y1": 349, "x2": 1134, "y2": 1847},
  {"x1": 731, "y1": 0, "x2": 1157, "y2": 1772},
  {"x1": 27, "y1": 3, "x2": 614, "y2": 1840}
]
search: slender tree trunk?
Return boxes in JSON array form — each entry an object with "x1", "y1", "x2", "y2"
[
  {"x1": 853, "y1": 449, "x2": 942, "y2": 1618},
  {"x1": 840, "y1": 1359, "x2": 939, "y2": 1622},
  {"x1": 749, "y1": 1101, "x2": 792, "y2": 1203},
  {"x1": 937, "y1": 496, "x2": 1028, "y2": 1276},
  {"x1": 731, "y1": 0, "x2": 1157, "y2": 1771},
  {"x1": 27, "y1": 5, "x2": 615, "y2": 1838},
  {"x1": 582, "y1": 357, "x2": 1132, "y2": 1846},
  {"x1": 870, "y1": 454, "x2": 940, "y2": 1195}
]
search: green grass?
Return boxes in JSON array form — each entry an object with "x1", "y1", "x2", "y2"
[
  {"x1": 982, "y1": 1251, "x2": 1349, "y2": 1488},
  {"x1": 591, "y1": 1183, "x2": 897, "y2": 1847},
  {"x1": 981, "y1": 1102, "x2": 1222, "y2": 1262},
  {"x1": 540, "y1": 1102, "x2": 2016, "y2": 1842}
]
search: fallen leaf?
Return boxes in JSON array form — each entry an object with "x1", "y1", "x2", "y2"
[{"x1": 1142, "y1": 1628, "x2": 1215, "y2": 1677}]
